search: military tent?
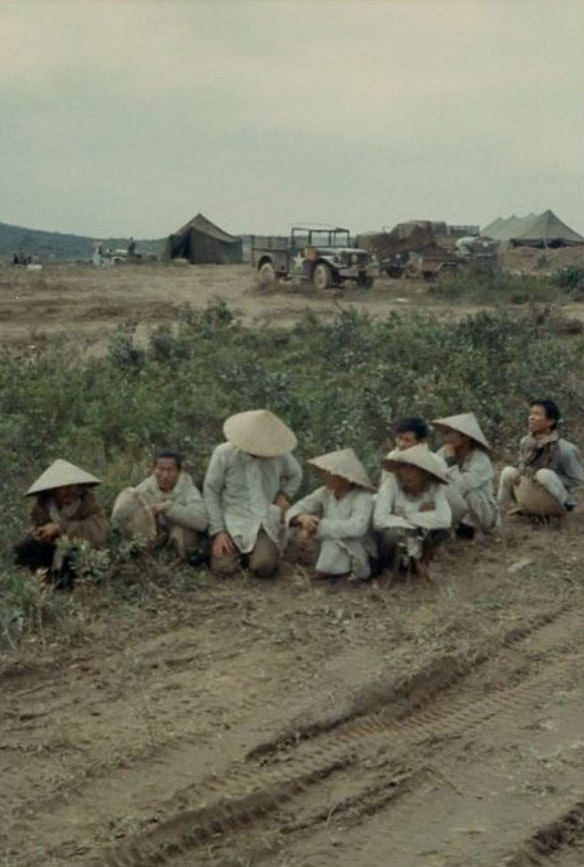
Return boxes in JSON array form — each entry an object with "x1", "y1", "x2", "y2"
[
  {"x1": 482, "y1": 210, "x2": 584, "y2": 247},
  {"x1": 165, "y1": 213, "x2": 243, "y2": 264}
]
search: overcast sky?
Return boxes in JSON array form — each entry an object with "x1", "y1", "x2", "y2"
[{"x1": 1, "y1": 0, "x2": 582, "y2": 238}]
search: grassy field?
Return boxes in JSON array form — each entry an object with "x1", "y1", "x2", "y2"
[{"x1": 1, "y1": 298, "x2": 583, "y2": 650}]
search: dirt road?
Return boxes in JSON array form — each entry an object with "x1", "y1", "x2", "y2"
[
  {"x1": 0, "y1": 263, "x2": 476, "y2": 350},
  {"x1": 2, "y1": 517, "x2": 584, "y2": 867}
]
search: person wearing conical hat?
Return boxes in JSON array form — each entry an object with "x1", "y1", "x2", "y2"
[
  {"x1": 203, "y1": 409, "x2": 302, "y2": 579},
  {"x1": 14, "y1": 459, "x2": 108, "y2": 590},
  {"x1": 286, "y1": 448, "x2": 377, "y2": 582},
  {"x1": 373, "y1": 445, "x2": 451, "y2": 583},
  {"x1": 497, "y1": 399, "x2": 583, "y2": 521},
  {"x1": 111, "y1": 449, "x2": 208, "y2": 562},
  {"x1": 433, "y1": 412, "x2": 497, "y2": 538},
  {"x1": 381, "y1": 417, "x2": 447, "y2": 483}
]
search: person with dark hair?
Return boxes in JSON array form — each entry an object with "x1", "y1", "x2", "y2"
[
  {"x1": 498, "y1": 400, "x2": 583, "y2": 520},
  {"x1": 394, "y1": 417, "x2": 429, "y2": 449},
  {"x1": 382, "y1": 416, "x2": 446, "y2": 486},
  {"x1": 14, "y1": 460, "x2": 108, "y2": 589},
  {"x1": 112, "y1": 449, "x2": 208, "y2": 561}
]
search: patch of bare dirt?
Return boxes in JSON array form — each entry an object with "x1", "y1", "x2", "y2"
[
  {"x1": 499, "y1": 245, "x2": 584, "y2": 276},
  {"x1": 2, "y1": 516, "x2": 584, "y2": 867}
]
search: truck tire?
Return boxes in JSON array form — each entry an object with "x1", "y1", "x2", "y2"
[
  {"x1": 358, "y1": 274, "x2": 375, "y2": 289},
  {"x1": 258, "y1": 261, "x2": 276, "y2": 287},
  {"x1": 312, "y1": 262, "x2": 333, "y2": 290}
]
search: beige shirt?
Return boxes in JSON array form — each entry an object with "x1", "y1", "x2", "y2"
[
  {"x1": 204, "y1": 442, "x2": 302, "y2": 553},
  {"x1": 136, "y1": 472, "x2": 208, "y2": 531},
  {"x1": 286, "y1": 485, "x2": 376, "y2": 579},
  {"x1": 373, "y1": 475, "x2": 451, "y2": 531}
]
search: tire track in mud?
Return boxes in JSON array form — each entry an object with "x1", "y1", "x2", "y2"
[
  {"x1": 505, "y1": 799, "x2": 584, "y2": 866},
  {"x1": 99, "y1": 606, "x2": 584, "y2": 867}
]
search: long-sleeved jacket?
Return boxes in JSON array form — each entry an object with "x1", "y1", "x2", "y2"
[
  {"x1": 30, "y1": 490, "x2": 108, "y2": 547},
  {"x1": 204, "y1": 442, "x2": 302, "y2": 553},
  {"x1": 437, "y1": 446, "x2": 495, "y2": 498},
  {"x1": 136, "y1": 472, "x2": 208, "y2": 532},
  {"x1": 373, "y1": 475, "x2": 451, "y2": 531},
  {"x1": 518, "y1": 435, "x2": 583, "y2": 492},
  {"x1": 286, "y1": 485, "x2": 376, "y2": 579}
]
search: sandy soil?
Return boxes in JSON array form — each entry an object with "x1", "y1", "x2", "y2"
[
  {"x1": 0, "y1": 263, "x2": 488, "y2": 352},
  {"x1": 2, "y1": 515, "x2": 584, "y2": 867},
  {"x1": 1, "y1": 252, "x2": 583, "y2": 353}
]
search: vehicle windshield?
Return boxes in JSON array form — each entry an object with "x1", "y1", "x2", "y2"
[{"x1": 291, "y1": 228, "x2": 351, "y2": 248}]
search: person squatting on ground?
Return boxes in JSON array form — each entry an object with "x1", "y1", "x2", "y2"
[
  {"x1": 286, "y1": 448, "x2": 377, "y2": 583},
  {"x1": 381, "y1": 416, "x2": 447, "y2": 483},
  {"x1": 497, "y1": 399, "x2": 584, "y2": 520},
  {"x1": 204, "y1": 410, "x2": 302, "y2": 579},
  {"x1": 111, "y1": 449, "x2": 208, "y2": 562},
  {"x1": 14, "y1": 459, "x2": 109, "y2": 589},
  {"x1": 373, "y1": 445, "x2": 451, "y2": 583},
  {"x1": 433, "y1": 412, "x2": 497, "y2": 539}
]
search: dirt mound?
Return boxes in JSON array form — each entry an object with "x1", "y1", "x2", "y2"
[{"x1": 500, "y1": 244, "x2": 584, "y2": 276}]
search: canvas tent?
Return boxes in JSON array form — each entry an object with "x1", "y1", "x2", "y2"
[
  {"x1": 482, "y1": 210, "x2": 584, "y2": 248},
  {"x1": 165, "y1": 213, "x2": 243, "y2": 264}
]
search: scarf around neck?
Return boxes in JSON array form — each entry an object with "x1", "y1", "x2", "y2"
[{"x1": 519, "y1": 430, "x2": 559, "y2": 473}]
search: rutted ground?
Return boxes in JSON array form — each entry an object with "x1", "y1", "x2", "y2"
[
  {"x1": 1, "y1": 258, "x2": 583, "y2": 352},
  {"x1": 2, "y1": 515, "x2": 584, "y2": 867}
]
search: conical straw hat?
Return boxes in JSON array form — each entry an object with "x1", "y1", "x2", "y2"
[
  {"x1": 382, "y1": 444, "x2": 448, "y2": 484},
  {"x1": 25, "y1": 459, "x2": 101, "y2": 496},
  {"x1": 111, "y1": 488, "x2": 157, "y2": 542},
  {"x1": 223, "y1": 409, "x2": 297, "y2": 457},
  {"x1": 432, "y1": 412, "x2": 490, "y2": 451},
  {"x1": 514, "y1": 475, "x2": 565, "y2": 517},
  {"x1": 307, "y1": 448, "x2": 375, "y2": 490}
]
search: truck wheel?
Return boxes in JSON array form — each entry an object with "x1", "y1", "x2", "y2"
[
  {"x1": 358, "y1": 275, "x2": 375, "y2": 289},
  {"x1": 258, "y1": 261, "x2": 276, "y2": 287},
  {"x1": 313, "y1": 262, "x2": 333, "y2": 290}
]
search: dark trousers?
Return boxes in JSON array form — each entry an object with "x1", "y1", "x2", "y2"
[
  {"x1": 378, "y1": 528, "x2": 449, "y2": 570},
  {"x1": 14, "y1": 536, "x2": 76, "y2": 590}
]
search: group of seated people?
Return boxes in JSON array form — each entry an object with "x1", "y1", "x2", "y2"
[{"x1": 14, "y1": 399, "x2": 583, "y2": 589}]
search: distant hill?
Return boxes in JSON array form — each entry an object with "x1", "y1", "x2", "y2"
[{"x1": 0, "y1": 220, "x2": 164, "y2": 261}]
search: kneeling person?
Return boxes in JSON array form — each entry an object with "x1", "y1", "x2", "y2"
[
  {"x1": 286, "y1": 448, "x2": 376, "y2": 581},
  {"x1": 14, "y1": 459, "x2": 108, "y2": 589},
  {"x1": 204, "y1": 410, "x2": 302, "y2": 579},
  {"x1": 374, "y1": 445, "x2": 451, "y2": 582},
  {"x1": 498, "y1": 399, "x2": 583, "y2": 520},
  {"x1": 112, "y1": 449, "x2": 208, "y2": 561}
]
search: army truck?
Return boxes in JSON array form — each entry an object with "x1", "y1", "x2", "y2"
[{"x1": 251, "y1": 227, "x2": 378, "y2": 290}]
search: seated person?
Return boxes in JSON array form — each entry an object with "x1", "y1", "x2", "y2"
[
  {"x1": 373, "y1": 445, "x2": 451, "y2": 583},
  {"x1": 204, "y1": 409, "x2": 302, "y2": 579},
  {"x1": 498, "y1": 399, "x2": 583, "y2": 520},
  {"x1": 286, "y1": 448, "x2": 377, "y2": 582},
  {"x1": 112, "y1": 449, "x2": 208, "y2": 561},
  {"x1": 382, "y1": 416, "x2": 446, "y2": 482},
  {"x1": 433, "y1": 412, "x2": 496, "y2": 538},
  {"x1": 14, "y1": 459, "x2": 108, "y2": 589}
]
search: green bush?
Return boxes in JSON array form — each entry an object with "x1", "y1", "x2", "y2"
[
  {"x1": 554, "y1": 265, "x2": 584, "y2": 295},
  {"x1": 1, "y1": 300, "x2": 583, "y2": 648}
]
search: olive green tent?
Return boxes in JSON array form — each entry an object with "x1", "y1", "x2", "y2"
[
  {"x1": 482, "y1": 210, "x2": 583, "y2": 247},
  {"x1": 165, "y1": 213, "x2": 243, "y2": 264}
]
